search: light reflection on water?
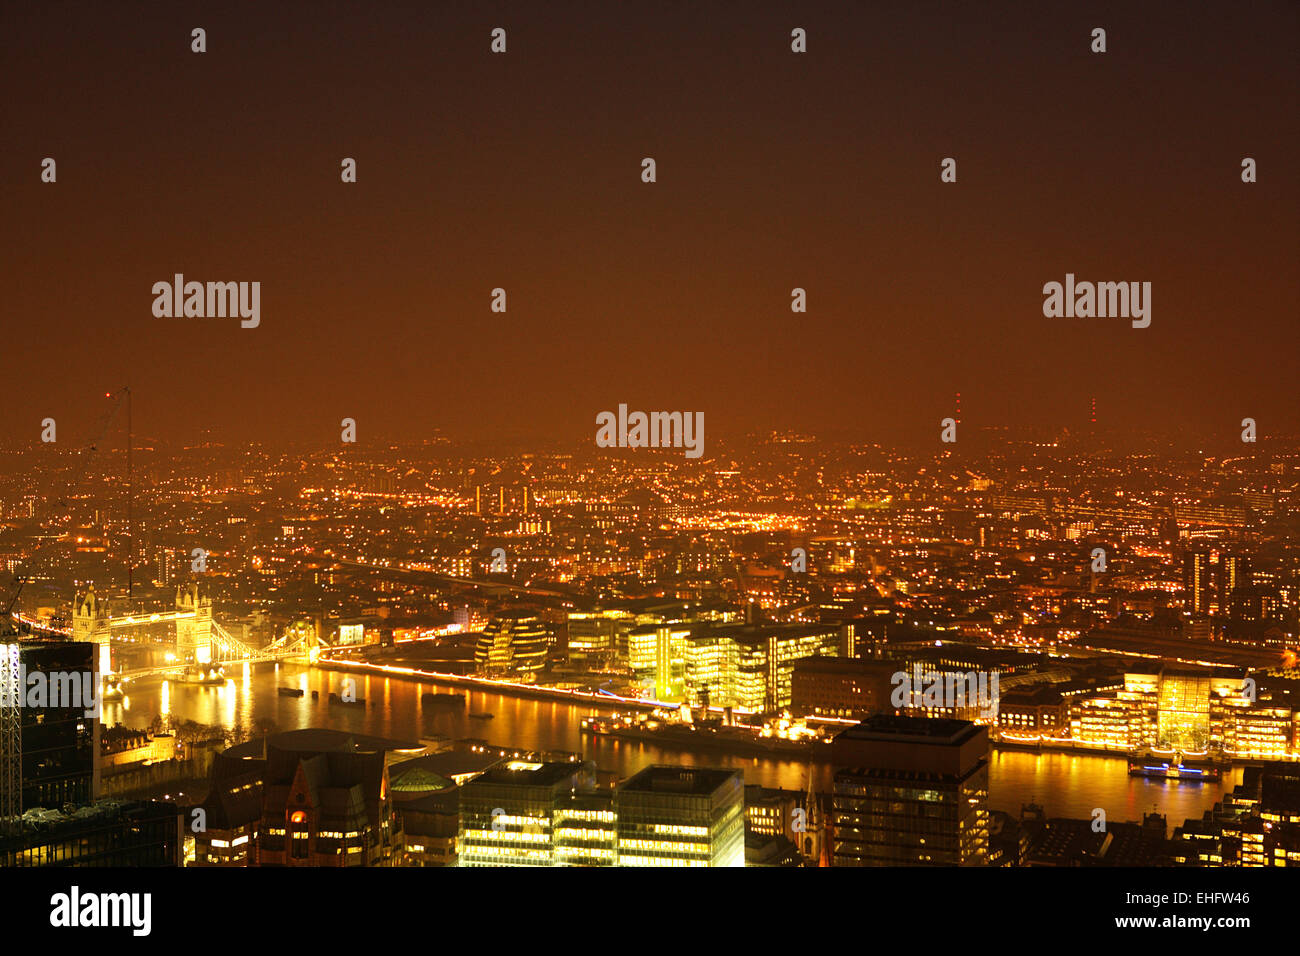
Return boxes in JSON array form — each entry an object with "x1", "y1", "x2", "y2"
[{"x1": 104, "y1": 663, "x2": 1239, "y2": 832}]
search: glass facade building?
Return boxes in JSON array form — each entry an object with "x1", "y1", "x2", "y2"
[
  {"x1": 1, "y1": 640, "x2": 100, "y2": 817},
  {"x1": 615, "y1": 766, "x2": 744, "y2": 867},
  {"x1": 459, "y1": 761, "x2": 590, "y2": 866}
]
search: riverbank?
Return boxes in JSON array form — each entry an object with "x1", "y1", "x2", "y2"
[{"x1": 315, "y1": 656, "x2": 666, "y2": 712}]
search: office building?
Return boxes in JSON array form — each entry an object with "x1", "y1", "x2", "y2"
[
  {"x1": 554, "y1": 790, "x2": 618, "y2": 866},
  {"x1": 1, "y1": 639, "x2": 100, "y2": 822},
  {"x1": 831, "y1": 715, "x2": 989, "y2": 866},
  {"x1": 458, "y1": 760, "x2": 592, "y2": 866},
  {"x1": 0, "y1": 799, "x2": 183, "y2": 867},
  {"x1": 615, "y1": 765, "x2": 745, "y2": 867},
  {"x1": 790, "y1": 656, "x2": 897, "y2": 719}
]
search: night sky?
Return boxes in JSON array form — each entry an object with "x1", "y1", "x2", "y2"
[{"x1": 3, "y1": 1, "x2": 1297, "y2": 448}]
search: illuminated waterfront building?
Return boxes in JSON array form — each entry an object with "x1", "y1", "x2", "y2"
[
  {"x1": 1070, "y1": 695, "x2": 1137, "y2": 749},
  {"x1": 615, "y1": 766, "x2": 745, "y2": 867},
  {"x1": 1223, "y1": 708, "x2": 1295, "y2": 758},
  {"x1": 474, "y1": 612, "x2": 553, "y2": 679},
  {"x1": 1064, "y1": 669, "x2": 1273, "y2": 754},
  {"x1": 628, "y1": 624, "x2": 688, "y2": 701},
  {"x1": 678, "y1": 627, "x2": 733, "y2": 705},
  {"x1": 996, "y1": 687, "x2": 1068, "y2": 737},
  {"x1": 1157, "y1": 669, "x2": 1213, "y2": 751},
  {"x1": 831, "y1": 715, "x2": 989, "y2": 867},
  {"x1": 790, "y1": 656, "x2": 896, "y2": 719},
  {"x1": 565, "y1": 608, "x2": 634, "y2": 666},
  {"x1": 1121, "y1": 670, "x2": 1160, "y2": 745},
  {"x1": 673, "y1": 623, "x2": 849, "y2": 712}
]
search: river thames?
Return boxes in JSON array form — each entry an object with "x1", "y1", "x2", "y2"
[{"x1": 105, "y1": 662, "x2": 1244, "y2": 833}]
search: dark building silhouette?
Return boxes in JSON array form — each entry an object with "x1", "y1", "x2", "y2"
[
  {"x1": 0, "y1": 799, "x2": 183, "y2": 867},
  {"x1": 831, "y1": 715, "x2": 989, "y2": 866},
  {"x1": 192, "y1": 729, "x2": 416, "y2": 867},
  {"x1": 1, "y1": 639, "x2": 99, "y2": 817}
]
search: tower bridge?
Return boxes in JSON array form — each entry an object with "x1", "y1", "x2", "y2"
[{"x1": 58, "y1": 584, "x2": 318, "y2": 681}]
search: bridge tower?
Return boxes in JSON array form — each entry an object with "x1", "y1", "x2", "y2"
[
  {"x1": 72, "y1": 585, "x2": 113, "y2": 676},
  {"x1": 175, "y1": 584, "x2": 214, "y2": 664}
]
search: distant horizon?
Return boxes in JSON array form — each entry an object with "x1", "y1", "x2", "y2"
[
  {"x1": 4, "y1": 1, "x2": 1297, "y2": 446},
  {"x1": 4, "y1": 414, "x2": 1299, "y2": 459}
]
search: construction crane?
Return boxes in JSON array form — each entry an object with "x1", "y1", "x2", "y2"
[
  {"x1": 0, "y1": 573, "x2": 25, "y2": 834},
  {"x1": 0, "y1": 637, "x2": 18, "y2": 835}
]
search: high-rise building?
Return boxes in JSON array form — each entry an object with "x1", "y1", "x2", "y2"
[
  {"x1": 154, "y1": 548, "x2": 178, "y2": 586},
  {"x1": 614, "y1": 765, "x2": 745, "y2": 867},
  {"x1": 458, "y1": 761, "x2": 743, "y2": 867},
  {"x1": 1184, "y1": 550, "x2": 1211, "y2": 614},
  {"x1": 1, "y1": 639, "x2": 99, "y2": 821},
  {"x1": 1220, "y1": 554, "x2": 1251, "y2": 612},
  {"x1": 831, "y1": 715, "x2": 989, "y2": 866},
  {"x1": 565, "y1": 609, "x2": 634, "y2": 667},
  {"x1": 668, "y1": 622, "x2": 850, "y2": 711}
]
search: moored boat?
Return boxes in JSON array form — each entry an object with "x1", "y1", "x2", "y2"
[{"x1": 1127, "y1": 750, "x2": 1221, "y2": 781}]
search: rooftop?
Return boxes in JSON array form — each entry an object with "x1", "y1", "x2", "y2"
[
  {"x1": 469, "y1": 760, "x2": 584, "y2": 789},
  {"x1": 223, "y1": 727, "x2": 424, "y2": 760},
  {"x1": 834, "y1": 714, "x2": 980, "y2": 744},
  {"x1": 619, "y1": 765, "x2": 741, "y2": 796}
]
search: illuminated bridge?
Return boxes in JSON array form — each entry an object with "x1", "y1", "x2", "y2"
[{"x1": 21, "y1": 585, "x2": 317, "y2": 681}]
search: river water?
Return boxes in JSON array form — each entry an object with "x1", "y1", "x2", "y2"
[{"x1": 104, "y1": 663, "x2": 1243, "y2": 834}]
